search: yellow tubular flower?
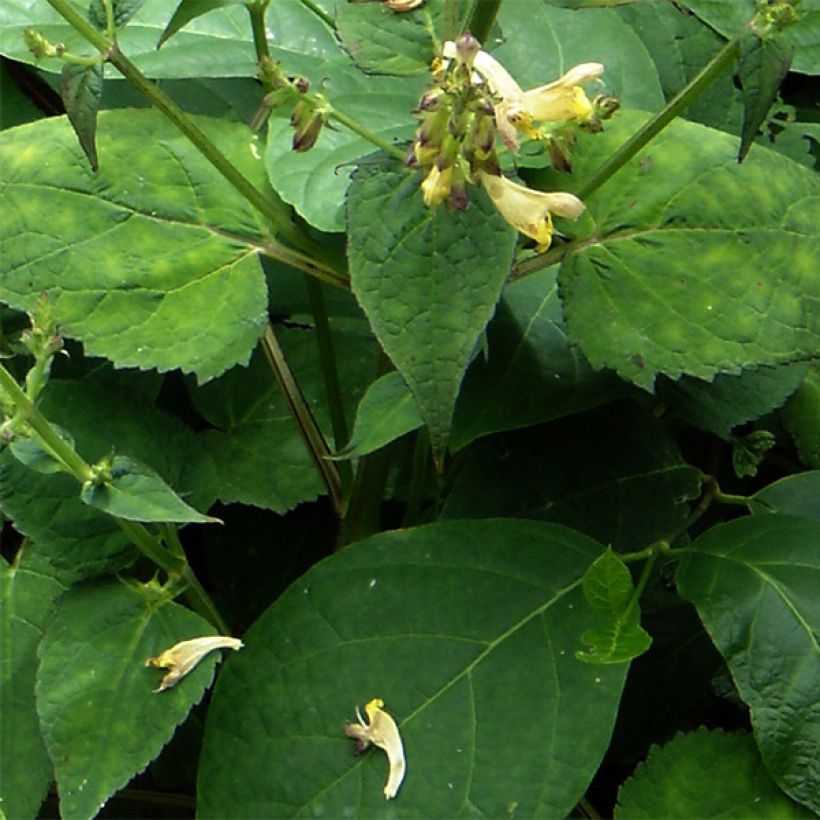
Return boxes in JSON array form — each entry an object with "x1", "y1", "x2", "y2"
[
  {"x1": 145, "y1": 635, "x2": 243, "y2": 693},
  {"x1": 345, "y1": 698, "x2": 406, "y2": 799},
  {"x1": 421, "y1": 164, "x2": 453, "y2": 206},
  {"x1": 514, "y1": 62, "x2": 604, "y2": 123},
  {"x1": 478, "y1": 171, "x2": 585, "y2": 252}
]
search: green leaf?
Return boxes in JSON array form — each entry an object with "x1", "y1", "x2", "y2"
[
  {"x1": 265, "y1": 60, "x2": 424, "y2": 232},
  {"x1": 616, "y1": 728, "x2": 813, "y2": 818},
  {"x1": 81, "y1": 455, "x2": 218, "y2": 524},
  {"x1": 192, "y1": 320, "x2": 375, "y2": 511},
  {"x1": 583, "y1": 548, "x2": 633, "y2": 619},
  {"x1": 739, "y1": 33, "x2": 794, "y2": 162},
  {"x1": 157, "y1": 0, "x2": 244, "y2": 49},
  {"x1": 336, "y1": 0, "x2": 438, "y2": 76},
  {"x1": 614, "y1": 1, "x2": 743, "y2": 132},
  {"x1": 334, "y1": 370, "x2": 422, "y2": 459},
  {"x1": 0, "y1": 109, "x2": 269, "y2": 381},
  {"x1": 444, "y1": 402, "x2": 703, "y2": 550},
  {"x1": 576, "y1": 620, "x2": 652, "y2": 666},
  {"x1": 89, "y1": 0, "x2": 148, "y2": 30},
  {"x1": 731, "y1": 429, "x2": 775, "y2": 478},
  {"x1": 554, "y1": 111, "x2": 819, "y2": 390},
  {"x1": 198, "y1": 519, "x2": 630, "y2": 817},
  {"x1": 0, "y1": 450, "x2": 137, "y2": 580},
  {"x1": 676, "y1": 514, "x2": 820, "y2": 813},
  {"x1": 0, "y1": 0, "x2": 340, "y2": 79},
  {"x1": 658, "y1": 362, "x2": 809, "y2": 438},
  {"x1": 0, "y1": 61, "x2": 43, "y2": 130},
  {"x1": 36, "y1": 578, "x2": 228, "y2": 820},
  {"x1": 9, "y1": 425, "x2": 74, "y2": 474},
  {"x1": 60, "y1": 62, "x2": 103, "y2": 171},
  {"x1": 450, "y1": 266, "x2": 627, "y2": 451},
  {"x1": 493, "y1": 0, "x2": 665, "y2": 111},
  {"x1": 749, "y1": 471, "x2": 820, "y2": 520},
  {"x1": 784, "y1": 364, "x2": 820, "y2": 468},
  {"x1": 348, "y1": 162, "x2": 516, "y2": 458},
  {"x1": 679, "y1": 0, "x2": 820, "y2": 76},
  {"x1": 0, "y1": 548, "x2": 65, "y2": 820}
]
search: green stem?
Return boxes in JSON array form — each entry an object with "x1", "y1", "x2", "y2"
[
  {"x1": 327, "y1": 104, "x2": 407, "y2": 162},
  {"x1": 304, "y1": 280, "x2": 353, "y2": 497},
  {"x1": 0, "y1": 362, "x2": 92, "y2": 481},
  {"x1": 402, "y1": 427, "x2": 430, "y2": 527},
  {"x1": 622, "y1": 551, "x2": 657, "y2": 622},
  {"x1": 247, "y1": 1, "x2": 271, "y2": 69},
  {"x1": 44, "y1": 0, "x2": 336, "y2": 270},
  {"x1": 468, "y1": 0, "x2": 503, "y2": 43},
  {"x1": 576, "y1": 35, "x2": 741, "y2": 200},
  {"x1": 296, "y1": 0, "x2": 335, "y2": 29},
  {"x1": 713, "y1": 488, "x2": 751, "y2": 507},
  {"x1": 0, "y1": 361, "x2": 228, "y2": 631},
  {"x1": 261, "y1": 323, "x2": 343, "y2": 514}
]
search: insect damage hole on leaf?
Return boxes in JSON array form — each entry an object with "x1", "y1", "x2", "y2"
[{"x1": 344, "y1": 698, "x2": 406, "y2": 799}]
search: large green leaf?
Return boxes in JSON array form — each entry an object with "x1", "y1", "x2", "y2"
[
  {"x1": 616, "y1": 728, "x2": 812, "y2": 818},
  {"x1": 198, "y1": 519, "x2": 630, "y2": 817},
  {"x1": 36, "y1": 578, "x2": 228, "y2": 820},
  {"x1": 444, "y1": 402, "x2": 702, "y2": 550},
  {"x1": 679, "y1": 0, "x2": 820, "y2": 75},
  {"x1": 0, "y1": 0, "x2": 340, "y2": 78},
  {"x1": 0, "y1": 109, "x2": 270, "y2": 382},
  {"x1": 265, "y1": 60, "x2": 425, "y2": 232},
  {"x1": 450, "y1": 266, "x2": 627, "y2": 451},
  {"x1": 553, "y1": 111, "x2": 819, "y2": 390},
  {"x1": 614, "y1": 0, "x2": 743, "y2": 132},
  {"x1": 191, "y1": 319, "x2": 376, "y2": 511},
  {"x1": 0, "y1": 548, "x2": 65, "y2": 820},
  {"x1": 750, "y1": 471, "x2": 820, "y2": 520},
  {"x1": 493, "y1": 0, "x2": 665, "y2": 111},
  {"x1": 348, "y1": 162, "x2": 516, "y2": 458},
  {"x1": 657, "y1": 361, "x2": 809, "y2": 438},
  {"x1": 676, "y1": 514, "x2": 820, "y2": 813}
]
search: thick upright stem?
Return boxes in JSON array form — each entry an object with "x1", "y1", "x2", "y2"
[{"x1": 468, "y1": 0, "x2": 503, "y2": 43}]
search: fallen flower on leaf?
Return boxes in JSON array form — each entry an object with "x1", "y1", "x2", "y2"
[
  {"x1": 345, "y1": 698, "x2": 406, "y2": 799},
  {"x1": 478, "y1": 170, "x2": 585, "y2": 252},
  {"x1": 145, "y1": 635, "x2": 243, "y2": 693}
]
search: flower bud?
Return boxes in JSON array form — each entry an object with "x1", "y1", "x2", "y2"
[
  {"x1": 23, "y1": 28, "x2": 58, "y2": 60},
  {"x1": 290, "y1": 101, "x2": 323, "y2": 152},
  {"x1": 455, "y1": 33, "x2": 481, "y2": 67}
]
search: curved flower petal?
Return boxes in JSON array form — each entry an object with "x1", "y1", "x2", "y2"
[
  {"x1": 478, "y1": 171, "x2": 584, "y2": 252},
  {"x1": 345, "y1": 698, "x2": 406, "y2": 799},
  {"x1": 514, "y1": 62, "x2": 603, "y2": 123},
  {"x1": 145, "y1": 635, "x2": 243, "y2": 693}
]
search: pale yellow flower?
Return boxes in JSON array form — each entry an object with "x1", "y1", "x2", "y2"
[
  {"x1": 441, "y1": 41, "x2": 603, "y2": 148},
  {"x1": 478, "y1": 171, "x2": 585, "y2": 252},
  {"x1": 145, "y1": 635, "x2": 243, "y2": 692},
  {"x1": 345, "y1": 698, "x2": 406, "y2": 799},
  {"x1": 421, "y1": 165, "x2": 452, "y2": 206}
]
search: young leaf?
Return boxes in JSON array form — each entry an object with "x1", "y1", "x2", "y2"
[
  {"x1": 198, "y1": 520, "x2": 631, "y2": 817},
  {"x1": 59, "y1": 62, "x2": 102, "y2": 171},
  {"x1": 0, "y1": 549, "x2": 66, "y2": 820},
  {"x1": 36, "y1": 579, "x2": 227, "y2": 820},
  {"x1": 332, "y1": 370, "x2": 422, "y2": 459},
  {"x1": 582, "y1": 548, "x2": 634, "y2": 619},
  {"x1": 157, "y1": 1, "x2": 245, "y2": 49},
  {"x1": 576, "y1": 620, "x2": 652, "y2": 666},
  {"x1": 616, "y1": 728, "x2": 812, "y2": 818},
  {"x1": 347, "y1": 161, "x2": 516, "y2": 460},
  {"x1": 677, "y1": 514, "x2": 820, "y2": 813},
  {"x1": 80, "y1": 455, "x2": 218, "y2": 524},
  {"x1": 738, "y1": 32, "x2": 794, "y2": 162}
]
